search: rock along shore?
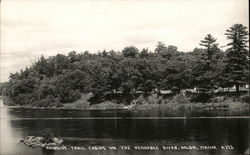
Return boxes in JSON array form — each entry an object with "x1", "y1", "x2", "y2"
[{"x1": 21, "y1": 136, "x2": 63, "y2": 148}]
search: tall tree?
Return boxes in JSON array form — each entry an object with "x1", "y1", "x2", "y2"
[
  {"x1": 139, "y1": 48, "x2": 150, "y2": 59},
  {"x1": 200, "y1": 34, "x2": 219, "y2": 60},
  {"x1": 155, "y1": 42, "x2": 178, "y2": 59},
  {"x1": 192, "y1": 34, "x2": 221, "y2": 91},
  {"x1": 224, "y1": 24, "x2": 249, "y2": 92}
]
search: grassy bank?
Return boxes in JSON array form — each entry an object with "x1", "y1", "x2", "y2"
[
  {"x1": 130, "y1": 100, "x2": 249, "y2": 110},
  {"x1": 2, "y1": 93, "x2": 249, "y2": 111},
  {"x1": 61, "y1": 93, "x2": 249, "y2": 110},
  {"x1": 128, "y1": 94, "x2": 249, "y2": 110}
]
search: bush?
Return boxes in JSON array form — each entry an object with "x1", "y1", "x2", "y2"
[
  {"x1": 59, "y1": 89, "x2": 82, "y2": 103},
  {"x1": 147, "y1": 94, "x2": 163, "y2": 104},
  {"x1": 32, "y1": 95, "x2": 60, "y2": 107},
  {"x1": 131, "y1": 95, "x2": 145, "y2": 104},
  {"x1": 190, "y1": 93, "x2": 212, "y2": 103},
  {"x1": 3, "y1": 96, "x2": 15, "y2": 106},
  {"x1": 64, "y1": 93, "x2": 93, "y2": 109},
  {"x1": 240, "y1": 94, "x2": 249, "y2": 103},
  {"x1": 210, "y1": 96, "x2": 225, "y2": 103},
  {"x1": 90, "y1": 101, "x2": 125, "y2": 109},
  {"x1": 41, "y1": 128, "x2": 55, "y2": 143},
  {"x1": 170, "y1": 94, "x2": 190, "y2": 104},
  {"x1": 131, "y1": 94, "x2": 163, "y2": 105},
  {"x1": 13, "y1": 93, "x2": 38, "y2": 105}
]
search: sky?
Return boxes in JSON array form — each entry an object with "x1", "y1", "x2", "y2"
[{"x1": 0, "y1": 0, "x2": 249, "y2": 82}]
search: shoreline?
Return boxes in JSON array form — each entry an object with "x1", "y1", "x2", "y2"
[
  {"x1": 2, "y1": 102, "x2": 249, "y2": 111},
  {"x1": 1, "y1": 94, "x2": 249, "y2": 111},
  {"x1": 3, "y1": 116, "x2": 250, "y2": 120}
]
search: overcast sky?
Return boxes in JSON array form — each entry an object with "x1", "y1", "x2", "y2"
[{"x1": 0, "y1": 0, "x2": 249, "y2": 82}]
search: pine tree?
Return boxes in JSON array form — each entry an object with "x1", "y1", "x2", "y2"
[
  {"x1": 224, "y1": 24, "x2": 249, "y2": 92},
  {"x1": 200, "y1": 34, "x2": 219, "y2": 61},
  {"x1": 192, "y1": 34, "x2": 220, "y2": 91}
]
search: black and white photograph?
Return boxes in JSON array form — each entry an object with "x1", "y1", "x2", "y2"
[{"x1": 0, "y1": 0, "x2": 249, "y2": 155}]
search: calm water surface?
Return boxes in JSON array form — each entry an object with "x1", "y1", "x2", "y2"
[{"x1": 0, "y1": 102, "x2": 249, "y2": 155}]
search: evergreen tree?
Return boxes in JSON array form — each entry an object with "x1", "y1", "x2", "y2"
[
  {"x1": 192, "y1": 34, "x2": 221, "y2": 91},
  {"x1": 224, "y1": 24, "x2": 249, "y2": 92},
  {"x1": 200, "y1": 34, "x2": 219, "y2": 61}
]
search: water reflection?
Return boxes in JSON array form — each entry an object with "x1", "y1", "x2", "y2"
[
  {"x1": 0, "y1": 105, "x2": 249, "y2": 155},
  {"x1": 4, "y1": 107, "x2": 249, "y2": 118}
]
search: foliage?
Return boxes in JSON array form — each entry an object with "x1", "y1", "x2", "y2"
[
  {"x1": 122, "y1": 46, "x2": 139, "y2": 58},
  {"x1": 63, "y1": 93, "x2": 93, "y2": 109},
  {"x1": 240, "y1": 94, "x2": 250, "y2": 103},
  {"x1": 32, "y1": 95, "x2": 60, "y2": 107},
  {"x1": 2, "y1": 24, "x2": 248, "y2": 106},
  {"x1": 90, "y1": 101, "x2": 126, "y2": 109},
  {"x1": 199, "y1": 34, "x2": 219, "y2": 60},
  {"x1": 155, "y1": 42, "x2": 178, "y2": 59},
  {"x1": 192, "y1": 34, "x2": 225, "y2": 90},
  {"x1": 41, "y1": 128, "x2": 55, "y2": 143},
  {"x1": 0, "y1": 83, "x2": 7, "y2": 95},
  {"x1": 190, "y1": 93, "x2": 212, "y2": 103},
  {"x1": 170, "y1": 94, "x2": 190, "y2": 104},
  {"x1": 223, "y1": 24, "x2": 249, "y2": 91}
]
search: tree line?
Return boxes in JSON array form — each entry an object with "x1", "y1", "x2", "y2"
[{"x1": 2, "y1": 24, "x2": 249, "y2": 106}]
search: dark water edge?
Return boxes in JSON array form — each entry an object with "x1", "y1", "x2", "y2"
[
  {"x1": 3, "y1": 102, "x2": 250, "y2": 112},
  {"x1": 2, "y1": 104, "x2": 250, "y2": 118},
  {"x1": 1, "y1": 105, "x2": 249, "y2": 155}
]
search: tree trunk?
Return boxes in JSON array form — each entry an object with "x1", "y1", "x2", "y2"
[{"x1": 236, "y1": 84, "x2": 239, "y2": 92}]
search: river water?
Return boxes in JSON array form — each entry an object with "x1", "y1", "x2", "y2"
[{"x1": 0, "y1": 101, "x2": 249, "y2": 155}]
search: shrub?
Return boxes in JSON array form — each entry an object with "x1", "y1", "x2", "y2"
[
  {"x1": 3, "y1": 96, "x2": 15, "y2": 105},
  {"x1": 147, "y1": 94, "x2": 162, "y2": 104},
  {"x1": 64, "y1": 93, "x2": 93, "y2": 109},
  {"x1": 131, "y1": 95, "x2": 144, "y2": 104},
  {"x1": 210, "y1": 96, "x2": 225, "y2": 103},
  {"x1": 90, "y1": 101, "x2": 125, "y2": 109},
  {"x1": 41, "y1": 128, "x2": 55, "y2": 143},
  {"x1": 171, "y1": 94, "x2": 190, "y2": 104},
  {"x1": 240, "y1": 94, "x2": 249, "y2": 103},
  {"x1": 131, "y1": 94, "x2": 162, "y2": 105},
  {"x1": 59, "y1": 89, "x2": 82, "y2": 103},
  {"x1": 32, "y1": 95, "x2": 60, "y2": 107},
  {"x1": 190, "y1": 93, "x2": 212, "y2": 103}
]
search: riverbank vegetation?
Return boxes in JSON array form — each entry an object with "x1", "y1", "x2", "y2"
[
  {"x1": 1, "y1": 24, "x2": 249, "y2": 109},
  {"x1": 5, "y1": 93, "x2": 248, "y2": 110}
]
